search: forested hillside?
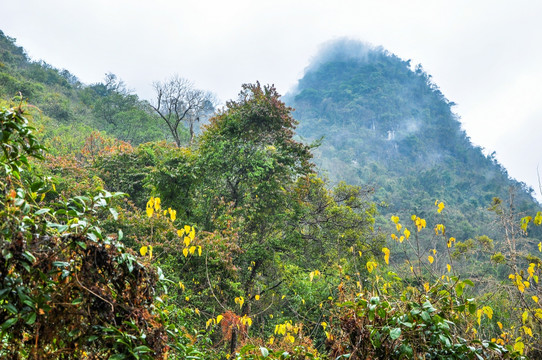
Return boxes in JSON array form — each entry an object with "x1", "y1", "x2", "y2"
[
  {"x1": 287, "y1": 39, "x2": 540, "y2": 241},
  {"x1": 1, "y1": 31, "x2": 542, "y2": 359},
  {"x1": 0, "y1": 30, "x2": 175, "y2": 149}
]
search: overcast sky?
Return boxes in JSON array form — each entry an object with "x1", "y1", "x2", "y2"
[{"x1": 2, "y1": 0, "x2": 541, "y2": 199}]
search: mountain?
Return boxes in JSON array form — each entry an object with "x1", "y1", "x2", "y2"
[{"x1": 286, "y1": 39, "x2": 540, "y2": 241}]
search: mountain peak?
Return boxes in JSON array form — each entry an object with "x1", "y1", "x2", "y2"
[{"x1": 287, "y1": 41, "x2": 538, "y2": 240}]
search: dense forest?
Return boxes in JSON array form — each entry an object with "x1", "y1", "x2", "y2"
[{"x1": 1, "y1": 30, "x2": 542, "y2": 359}]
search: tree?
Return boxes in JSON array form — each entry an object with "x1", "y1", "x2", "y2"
[
  {"x1": 0, "y1": 101, "x2": 175, "y2": 359},
  {"x1": 151, "y1": 75, "x2": 215, "y2": 145}
]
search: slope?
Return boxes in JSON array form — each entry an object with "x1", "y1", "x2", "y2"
[
  {"x1": 0, "y1": 30, "x2": 173, "y2": 149},
  {"x1": 286, "y1": 39, "x2": 540, "y2": 242}
]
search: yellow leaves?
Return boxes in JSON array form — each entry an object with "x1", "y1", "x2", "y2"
[
  {"x1": 447, "y1": 237, "x2": 455, "y2": 248},
  {"x1": 235, "y1": 296, "x2": 245, "y2": 309},
  {"x1": 268, "y1": 336, "x2": 274, "y2": 345},
  {"x1": 255, "y1": 295, "x2": 260, "y2": 301},
  {"x1": 510, "y1": 273, "x2": 527, "y2": 293},
  {"x1": 532, "y1": 295, "x2": 539, "y2": 303},
  {"x1": 483, "y1": 306, "x2": 493, "y2": 319},
  {"x1": 382, "y1": 247, "x2": 390, "y2": 265},
  {"x1": 539, "y1": 242, "x2": 542, "y2": 252},
  {"x1": 178, "y1": 225, "x2": 202, "y2": 257},
  {"x1": 309, "y1": 270, "x2": 321, "y2": 282},
  {"x1": 523, "y1": 326, "x2": 533, "y2": 337},
  {"x1": 423, "y1": 282, "x2": 430, "y2": 292},
  {"x1": 521, "y1": 216, "x2": 532, "y2": 232},
  {"x1": 366, "y1": 261, "x2": 377, "y2": 273},
  {"x1": 275, "y1": 320, "x2": 299, "y2": 343},
  {"x1": 428, "y1": 255, "x2": 434, "y2": 264},
  {"x1": 535, "y1": 211, "x2": 542, "y2": 225},
  {"x1": 154, "y1": 197, "x2": 161, "y2": 210},
  {"x1": 146, "y1": 203, "x2": 154, "y2": 218},
  {"x1": 206, "y1": 318, "x2": 215, "y2": 328},
  {"x1": 404, "y1": 228, "x2": 410, "y2": 240},
  {"x1": 139, "y1": 245, "x2": 153, "y2": 259},
  {"x1": 522, "y1": 310, "x2": 529, "y2": 324},
  {"x1": 216, "y1": 314, "x2": 223, "y2": 324},
  {"x1": 514, "y1": 339, "x2": 525, "y2": 355},
  {"x1": 447, "y1": 264, "x2": 451, "y2": 273},
  {"x1": 390, "y1": 216, "x2": 402, "y2": 231},
  {"x1": 434, "y1": 224, "x2": 445, "y2": 235},
  {"x1": 411, "y1": 215, "x2": 426, "y2": 232},
  {"x1": 527, "y1": 263, "x2": 535, "y2": 279},
  {"x1": 285, "y1": 333, "x2": 295, "y2": 343},
  {"x1": 476, "y1": 309, "x2": 483, "y2": 325},
  {"x1": 168, "y1": 208, "x2": 176, "y2": 222},
  {"x1": 437, "y1": 201, "x2": 445, "y2": 213},
  {"x1": 321, "y1": 322, "x2": 327, "y2": 330},
  {"x1": 391, "y1": 234, "x2": 398, "y2": 241},
  {"x1": 179, "y1": 281, "x2": 185, "y2": 291},
  {"x1": 140, "y1": 246, "x2": 148, "y2": 256},
  {"x1": 476, "y1": 307, "x2": 492, "y2": 325},
  {"x1": 146, "y1": 196, "x2": 161, "y2": 218},
  {"x1": 497, "y1": 321, "x2": 503, "y2": 330}
]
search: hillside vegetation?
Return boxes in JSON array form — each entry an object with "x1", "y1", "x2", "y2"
[{"x1": 1, "y1": 32, "x2": 541, "y2": 359}]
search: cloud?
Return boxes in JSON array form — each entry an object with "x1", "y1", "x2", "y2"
[{"x1": 304, "y1": 37, "x2": 380, "y2": 73}]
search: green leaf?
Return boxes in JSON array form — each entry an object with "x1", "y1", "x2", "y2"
[
  {"x1": 390, "y1": 328, "x2": 401, "y2": 340},
  {"x1": 52, "y1": 261, "x2": 69, "y2": 268},
  {"x1": 109, "y1": 207, "x2": 119, "y2": 220},
  {"x1": 4, "y1": 303, "x2": 18, "y2": 315},
  {"x1": 421, "y1": 311, "x2": 431, "y2": 322},
  {"x1": 2, "y1": 317, "x2": 18, "y2": 330},
  {"x1": 25, "y1": 312, "x2": 37, "y2": 325},
  {"x1": 260, "y1": 346, "x2": 269, "y2": 357},
  {"x1": 455, "y1": 282, "x2": 464, "y2": 296},
  {"x1": 34, "y1": 208, "x2": 51, "y2": 215},
  {"x1": 108, "y1": 355, "x2": 126, "y2": 360},
  {"x1": 71, "y1": 298, "x2": 83, "y2": 305}
]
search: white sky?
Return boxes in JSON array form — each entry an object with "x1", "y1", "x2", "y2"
[{"x1": 2, "y1": 0, "x2": 542, "y2": 199}]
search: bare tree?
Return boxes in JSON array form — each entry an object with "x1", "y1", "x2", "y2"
[{"x1": 150, "y1": 75, "x2": 215, "y2": 146}]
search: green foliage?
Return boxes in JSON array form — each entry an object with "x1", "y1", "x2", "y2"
[
  {"x1": 0, "y1": 103, "x2": 201, "y2": 359},
  {"x1": 0, "y1": 32, "x2": 173, "y2": 150},
  {"x1": 2, "y1": 32, "x2": 540, "y2": 359},
  {"x1": 287, "y1": 40, "x2": 540, "y2": 245}
]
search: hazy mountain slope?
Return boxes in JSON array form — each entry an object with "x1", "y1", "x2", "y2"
[
  {"x1": 287, "y1": 39, "x2": 540, "y2": 241},
  {"x1": 0, "y1": 30, "x2": 172, "y2": 147}
]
